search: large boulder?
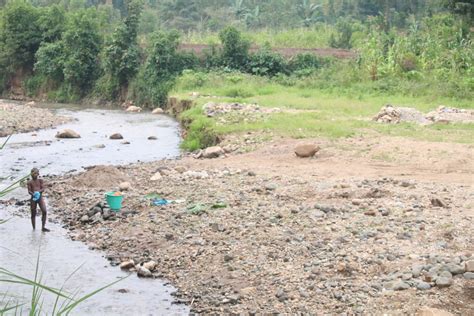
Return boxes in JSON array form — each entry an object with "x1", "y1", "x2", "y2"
[
  {"x1": 126, "y1": 106, "x2": 142, "y2": 112},
  {"x1": 202, "y1": 146, "x2": 225, "y2": 159},
  {"x1": 294, "y1": 144, "x2": 320, "y2": 158},
  {"x1": 55, "y1": 129, "x2": 81, "y2": 139}
]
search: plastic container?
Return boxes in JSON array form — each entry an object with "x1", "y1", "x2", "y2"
[{"x1": 105, "y1": 191, "x2": 123, "y2": 211}]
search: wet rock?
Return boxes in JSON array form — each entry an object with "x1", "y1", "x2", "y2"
[
  {"x1": 119, "y1": 260, "x2": 135, "y2": 270},
  {"x1": 119, "y1": 182, "x2": 132, "y2": 191},
  {"x1": 143, "y1": 260, "x2": 157, "y2": 271},
  {"x1": 465, "y1": 260, "x2": 474, "y2": 272},
  {"x1": 121, "y1": 141, "x2": 130, "y2": 145},
  {"x1": 152, "y1": 108, "x2": 164, "y2": 114},
  {"x1": 416, "y1": 307, "x2": 454, "y2": 316},
  {"x1": 294, "y1": 144, "x2": 320, "y2": 158},
  {"x1": 150, "y1": 172, "x2": 162, "y2": 181},
  {"x1": 137, "y1": 266, "x2": 152, "y2": 278},
  {"x1": 202, "y1": 146, "x2": 225, "y2": 159},
  {"x1": 93, "y1": 144, "x2": 106, "y2": 149},
  {"x1": 56, "y1": 129, "x2": 80, "y2": 139},
  {"x1": 148, "y1": 136, "x2": 157, "y2": 140},
  {"x1": 109, "y1": 133, "x2": 123, "y2": 140}
]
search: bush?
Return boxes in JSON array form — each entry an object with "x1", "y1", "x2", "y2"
[
  {"x1": 288, "y1": 53, "x2": 321, "y2": 73},
  {"x1": 248, "y1": 46, "x2": 288, "y2": 76},
  {"x1": 218, "y1": 26, "x2": 250, "y2": 70}
]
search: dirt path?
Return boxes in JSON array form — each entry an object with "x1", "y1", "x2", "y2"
[{"x1": 36, "y1": 134, "x2": 474, "y2": 314}]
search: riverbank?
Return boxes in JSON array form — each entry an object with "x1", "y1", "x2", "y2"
[
  {"x1": 2, "y1": 100, "x2": 473, "y2": 314},
  {"x1": 33, "y1": 134, "x2": 474, "y2": 314},
  {"x1": 0, "y1": 100, "x2": 71, "y2": 137}
]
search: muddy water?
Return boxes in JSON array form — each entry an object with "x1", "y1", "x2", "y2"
[{"x1": 0, "y1": 106, "x2": 188, "y2": 315}]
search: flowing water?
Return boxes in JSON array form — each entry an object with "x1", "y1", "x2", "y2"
[{"x1": 0, "y1": 104, "x2": 188, "y2": 315}]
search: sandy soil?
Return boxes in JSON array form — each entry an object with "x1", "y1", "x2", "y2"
[{"x1": 36, "y1": 134, "x2": 474, "y2": 314}]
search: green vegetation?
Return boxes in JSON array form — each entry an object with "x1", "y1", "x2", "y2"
[
  {"x1": 173, "y1": 70, "x2": 474, "y2": 149},
  {"x1": 0, "y1": 0, "x2": 472, "y2": 148}
]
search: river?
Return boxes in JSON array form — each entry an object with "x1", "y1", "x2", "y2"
[{"x1": 0, "y1": 104, "x2": 189, "y2": 315}]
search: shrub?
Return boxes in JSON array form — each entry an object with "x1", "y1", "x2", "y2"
[
  {"x1": 248, "y1": 46, "x2": 288, "y2": 76},
  {"x1": 218, "y1": 26, "x2": 250, "y2": 70},
  {"x1": 288, "y1": 53, "x2": 321, "y2": 72}
]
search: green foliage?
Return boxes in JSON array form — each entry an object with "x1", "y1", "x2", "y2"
[
  {"x1": 62, "y1": 9, "x2": 101, "y2": 93},
  {"x1": 179, "y1": 106, "x2": 219, "y2": 150},
  {"x1": 102, "y1": 0, "x2": 143, "y2": 100},
  {"x1": 288, "y1": 53, "x2": 322, "y2": 73},
  {"x1": 218, "y1": 26, "x2": 250, "y2": 70},
  {"x1": 130, "y1": 30, "x2": 183, "y2": 108},
  {"x1": 329, "y1": 18, "x2": 353, "y2": 49},
  {"x1": 0, "y1": 1, "x2": 42, "y2": 72},
  {"x1": 35, "y1": 41, "x2": 64, "y2": 81},
  {"x1": 248, "y1": 45, "x2": 288, "y2": 76}
]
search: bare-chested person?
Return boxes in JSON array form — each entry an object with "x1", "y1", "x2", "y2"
[{"x1": 27, "y1": 168, "x2": 50, "y2": 232}]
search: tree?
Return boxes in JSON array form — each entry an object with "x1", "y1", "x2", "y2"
[
  {"x1": 131, "y1": 30, "x2": 184, "y2": 107},
  {"x1": 62, "y1": 9, "x2": 101, "y2": 93},
  {"x1": 102, "y1": 0, "x2": 143, "y2": 100},
  {"x1": 0, "y1": 1, "x2": 42, "y2": 72},
  {"x1": 297, "y1": 0, "x2": 323, "y2": 27}
]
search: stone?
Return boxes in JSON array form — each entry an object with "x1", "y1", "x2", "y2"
[
  {"x1": 143, "y1": 260, "x2": 157, "y2": 271},
  {"x1": 294, "y1": 144, "x2": 320, "y2": 158},
  {"x1": 392, "y1": 280, "x2": 410, "y2": 291},
  {"x1": 148, "y1": 136, "x2": 157, "y2": 140},
  {"x1": 202, "y1": 146, "x2": 225, "y2": 159},
  {"x1": 416, "y1": 281, "x2": 431, "y2": 291},
  {"x1": 465, "y1": 260, "x2": 474, "y2": 272},
  {"x1": 416, "y1": 307, "x2": 454, "y2": 316},
  {"x1": 412, "y1": 264, "x2": 425, "y2": 278},
  {"x1": 80, "y1": 215, "x2": 89, "y2": 223},
  {"x1": 119, "y1": 182, "x2": 131, "y2": 191},
  {"x1": 55, "y1": 129, "x2": 81, "y2": 139},
  {"x1": 119, "y1": 260, "x2": 135, "y2": 270},
  {"x1": 150, "y1": 172, "x2": 162, "y2": 181},
  {"x1": 435, "y1": 276, "x2": 453, "y2": 288},
  {"x1": 445, "y1": 263, "x2": 465, "y2": 275},
  {"x1": 121, "y1": 141, "x2": 131, "y2": 145},
  {"x1": 430, "y1": 198, "x2": 446, "y2": 208},
  {"x1": 102, "y1": 209, "x2": 112, "y2": 220},
  {"x1": 364, "y1": 210, "x2": 377, "y2": 216},
  {"x1": 152, "y1": 107, "x2": 164, "y2": 114},
  {"x1": 137, "y1": 266, "x2": 152, "y2": 278},
  {"x1": 93, "y1": 144, "x2": 106, "y2": 149},
  {"x1": 109, "y1": 133, "x2": 123, "y2": 140},
  {"x1": 463, "y1": 272, "x2": 474, "y2": 279},
  {"x1": 126, "y1": 106, "x2": 142, "y2": 112}
]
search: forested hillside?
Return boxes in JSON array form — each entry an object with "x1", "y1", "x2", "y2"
[{"x1": 0, "y1": 0, "x2": 472, "y2": 105}]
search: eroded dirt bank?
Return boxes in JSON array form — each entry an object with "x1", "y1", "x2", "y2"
[{"x1": 30, "y1": 135, "x2": 474, "y2": 314}]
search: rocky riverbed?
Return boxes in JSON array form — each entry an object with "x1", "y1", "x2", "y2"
[
  {"x1": 8, "y1": 152, "x2": 471, "y2": 314},
  {"x1": 0, "y1": 100, "x2": 71, "y2": 136}
]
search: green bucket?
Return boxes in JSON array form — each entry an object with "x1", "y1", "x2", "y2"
[{"x1": 105, "y1": 192, "x2": 123, "y2": 211}]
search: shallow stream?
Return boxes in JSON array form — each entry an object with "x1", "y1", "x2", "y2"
[{"x1": 0, "y1": 104, "x2": 188, "y2": 315}]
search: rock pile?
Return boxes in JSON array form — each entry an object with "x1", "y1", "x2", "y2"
[
  {"x1": 373, "y1": 104, "x2": 429, "y2": 124},
  {"x1": 203, "y1": 102, "x2": 281, "y2": 124},
  {"x1": 374, "y1": 104, "x2": 473, "y2": 125},
  {"x1": 382, "y1": 255, "x2": 474, "y2": 291}
]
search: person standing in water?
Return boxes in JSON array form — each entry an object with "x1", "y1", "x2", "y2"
[{"x1": 27, "y1": 168, "x2": 50, "y2": 232}]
